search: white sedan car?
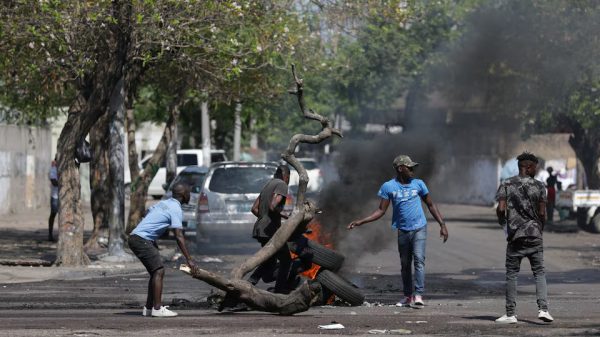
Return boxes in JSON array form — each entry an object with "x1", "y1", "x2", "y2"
[{"x1": 289, "y1": 158, "x2": 324, "y2": 193}]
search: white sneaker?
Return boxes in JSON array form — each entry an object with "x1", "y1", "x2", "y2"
[
  {"x1": 151, "y1": 306, "x2": 178, "y2": 317},
  {"x1": 495, "y1": 314, "x2": 518, "y2": 324},
  {"x1": 411, "y1": 295, "x2": 425, "y2": 308},
  {"x1": 538, "y1": 310, "x2": 554, "y2": 322},
  {"x1": 395, "y1": 296, "x2": 413, "y2": 307},
  {"x1": 142, "y1": 306, "x2": 149, "y2": 317}
]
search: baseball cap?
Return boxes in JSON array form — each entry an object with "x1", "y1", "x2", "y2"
[{"x1": 393, "y1": 155, "x2": 419, "y2": 169}]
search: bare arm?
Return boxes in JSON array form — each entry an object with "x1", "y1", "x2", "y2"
[
  {"x1": 174, "y1": 228, "x2": 195, "y2": 268},
  {"x1": 422, "y1": 194, "x2": 448, "y2": 242},
  {"x1": 347, "y1": 198, "x2": 390, "y2": 229},
  {"x1": 496, "y1": 198, "x2": 507, "y2": 226},
  {"x1": 538, "y1": 200, "x2": 546, "y2": 230}
]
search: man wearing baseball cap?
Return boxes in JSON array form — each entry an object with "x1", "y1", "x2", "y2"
[{"x1": 347, "y1": 154, "x2": 448, "y2": 308}]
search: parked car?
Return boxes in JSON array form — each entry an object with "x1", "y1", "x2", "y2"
[
  {"x1": 289, "y1": 158, "x2": 324, "y2": 193},
  {"x1": 128, "y1": 149, "x2": 227, "y2": 199},
  {"x1": 162, "y1": 165, "x2": 208, "y2": 232},
  {"x1": 196, "y1": 161, "x2": 296, "y2": 243}
]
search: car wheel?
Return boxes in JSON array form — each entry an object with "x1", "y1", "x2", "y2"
[
  {"x1": 589, "y1": 209, "x2": 600, "y2": 234},
  {"x1": 315, "y1": 269, "x2": 364, "y2": 306}
]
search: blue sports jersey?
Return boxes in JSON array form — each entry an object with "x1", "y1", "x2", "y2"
[
  {"x1": 378, "y1": 178, "x2": 429, "y2": 231},
  {"x1": 131, "y1": 198, "x2": 183, "y2": 241}
]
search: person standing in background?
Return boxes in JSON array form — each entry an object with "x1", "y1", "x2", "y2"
[{"x1": 48, "y1": 157, "x2": 59, "y2": 242}]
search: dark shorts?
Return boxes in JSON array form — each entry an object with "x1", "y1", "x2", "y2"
[
  {"x1": 128, "y1": 234, "x2": 163, "y2": 274},
  {"x1": 50, "y1": 197, "x2": 59, "y2": 213}
]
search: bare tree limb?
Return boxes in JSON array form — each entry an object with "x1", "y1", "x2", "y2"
[{"x1": 184, "y1": 65, "x2": 341, "y2": 314}]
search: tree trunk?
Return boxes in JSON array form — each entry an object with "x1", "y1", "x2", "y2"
[
  {"x1": 201, "y1": 99, "x2": 211, "y2": 166},
  {"x1": 126, "y1": 96, "x2": 184, "y2": 233},
  {"x1": 166, "y1": 122, "x2": 178, "y2": 188},
  {"x1": 568, "y1": 120, "x2": 600, "y2": 189},
  {"x1": 55, "y1": 0, "x2": 131, "y2": 266},
  {"x1": 85, "y1": 111, "x2": 110, "y2": 251},
  {"x1": 233, "y1": 100, "x2": 242, "y2": 161},
  {"x1": 250, "y1": 115, "x2": 258, "y2": 150},
  {"x1": 108, "y1": 76, "x2": 127, "y2": 256}
]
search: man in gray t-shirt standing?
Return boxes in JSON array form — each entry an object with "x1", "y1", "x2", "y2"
[
  {"x1": 495, "y1": 152, "x2": 554, "y2": 324},
  {"x1": 249, "y1": 164, "x2": 291, "y2": 293}
]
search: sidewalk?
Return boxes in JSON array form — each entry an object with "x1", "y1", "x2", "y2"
[{"x1": 0, "y1": 205, "x2": 150, "y2": 284}]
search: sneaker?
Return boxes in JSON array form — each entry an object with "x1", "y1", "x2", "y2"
[
  {"x1": 142, "y1": 306, "x2": 149, "y2": 317},
  {"x1": 151, "y1": 306, "x2": 178, "y2": 317},
  {"x1": 395, "y1": 296, "x2": 413, "y2": 307},
  {"x1": 495, "y1": 314, "x2": 518, "y2": 324},
  {"x1": 538, "y1": 310, "x2": 554, "y2": 322},
  {"x1": 411, "y1": 295, "x2": 425, "y2": 309}
]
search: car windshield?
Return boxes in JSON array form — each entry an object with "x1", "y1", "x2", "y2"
[
  {"x1": 170, "y1": 172, "x2": 206, "y2": 190},
  {"x1": 209, "y1": 166, "x2": 275, "y2": 194},
  {"x1": 299, "y1": 160, "x2": 318, "y2": 170}
]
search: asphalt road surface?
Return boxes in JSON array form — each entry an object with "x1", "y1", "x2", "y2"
[{"x1": 0, "y1": 204, "x2": 599, "y2": 336}]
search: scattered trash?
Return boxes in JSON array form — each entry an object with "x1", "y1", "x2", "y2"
[
  {"x1": 363, "y1": 301, "x2": 385, "y2": 307},
  {"x1": 405, "y1": 321, "x2": 427, "y2": 324},
  {"x1": 368, "y1": 329, "x2": 388, "y2": 334},
  {"x1": 201, "y1": 257, "x2": 223, "y2": 263},
  {"x1": 318, "y1": 323, "x2": 345, "y2": 330},
  {"x1": 389, "y1": 329, "x2": 412, "y2": 335}
]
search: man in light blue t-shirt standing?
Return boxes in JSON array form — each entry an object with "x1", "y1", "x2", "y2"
[
  {"x1": 347, "y1": 155, "x2": 448, "y2": 308},
  {"x1": 128, "y1": 183, "x2": 196, "y2": 318}
]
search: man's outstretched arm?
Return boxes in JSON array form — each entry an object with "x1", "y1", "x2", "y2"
[{"x1": 347, "y1": 198, "x2": 390, "y2": 229}]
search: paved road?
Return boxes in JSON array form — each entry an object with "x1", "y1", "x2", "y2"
[{"x1": 0, "y1": 204, "x2": 599, "y2": 336}]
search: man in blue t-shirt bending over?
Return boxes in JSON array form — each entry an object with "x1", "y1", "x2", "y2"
[
  {"x1": 129, "y1": 183, "x2": 196, "y2": 318},
  {"x1": 347, "y1": 155, "x2": 448, "y2": 308}
]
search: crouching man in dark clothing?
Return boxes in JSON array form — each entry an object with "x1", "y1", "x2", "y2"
[
  {"x1": 248, "y1": 164, "x2": 292, "y2": 294},
  {"x1": 495, "y1": 152, "x2": 554, "y2": 324},
  {"x1": 128, "y1": 183, "x2": 196, "y2": 318}
]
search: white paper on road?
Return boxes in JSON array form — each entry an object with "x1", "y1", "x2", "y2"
[{"x1": 318, "y1": 323, "x2": 345, "y2": 330}]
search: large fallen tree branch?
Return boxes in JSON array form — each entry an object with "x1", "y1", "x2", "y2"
[{"x1": 183, "y1": 65, "x2": 341, "y2": 315}]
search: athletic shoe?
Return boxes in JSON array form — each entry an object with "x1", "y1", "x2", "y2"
[
  {"x1": 395, "y1": 296, "x2": 413, "y2": 307},
  {"x1": 495, "y1": 314, "x2": 518, "y2": 324},
  {"x1": 411, "y1": 295, "x2": 425, "y2": 308},
  {"x1": 151, "y1": 306, "x2": 178, "y2": 317},
  {"x1": 142, "y1": 306, "x2": 149, "y2": 317},
  {"x1": 538, "y1": 310, "x2": 554, "y2": 322}
]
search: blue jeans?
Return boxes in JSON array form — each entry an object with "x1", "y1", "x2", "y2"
[{"x1": 397, "y1": 226, "x2": 427, "y2": 296}]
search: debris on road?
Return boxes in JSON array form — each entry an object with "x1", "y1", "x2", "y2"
[
  {"x1": 318, "y1": 323, "x2": 345, "y2": 330},
  {"x1": 368, "y1": 329, "x2": 412, "y2": 335},
  {"x1": 201, "y1": 257, "x2": 223, "y2": 263}
]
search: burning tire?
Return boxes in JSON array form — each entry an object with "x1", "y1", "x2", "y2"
[
  {"x1": 315, "y1": 269, "x2": 364, "y2": 306},
  {"x1": 289, "y1": 239, "x2": 345, "y2": 271}
]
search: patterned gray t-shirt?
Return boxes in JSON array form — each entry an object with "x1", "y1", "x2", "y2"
[{"x1": 496, "y1": 175, "x2": 547, "y2": 243}]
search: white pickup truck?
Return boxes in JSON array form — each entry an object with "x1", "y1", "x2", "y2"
[{"x1": 557, "y1": 189, "x2": 600, "y2": 233}]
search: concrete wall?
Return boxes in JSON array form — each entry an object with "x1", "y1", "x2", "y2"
[{"x1": 0, "y1": 125, "x2": 52, "y2": 214}]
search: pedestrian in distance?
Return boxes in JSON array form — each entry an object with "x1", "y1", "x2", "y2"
[
  {"x1": 495, "y1": 151, "x2": 554, "y2": 324},
  {"x1": 128, "y1": 183, "x2": 196, "y2": 317},
  {"x1": 248, "y1": 164, "x2": 293, "y2": 294},
  {"x1": 347, "y1": 155, "x2": 448, "y2": 309},
  {"x1": 48, "y1": 156, "x2": 59, "y2": 242},
  {"x1": 545, "y1": 167, "x2": 558, "y2": 224}
]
